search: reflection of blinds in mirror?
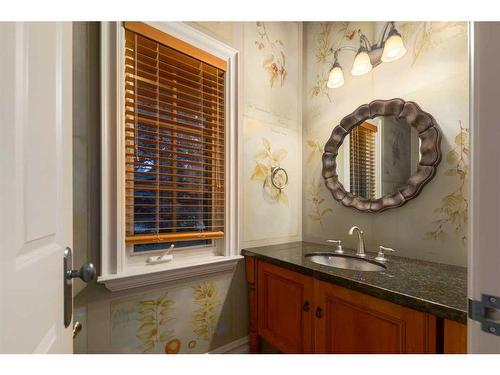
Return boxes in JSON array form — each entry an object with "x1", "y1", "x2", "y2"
[{"x1": 350, "y1": 122, "x2": 377, "y2": 200}]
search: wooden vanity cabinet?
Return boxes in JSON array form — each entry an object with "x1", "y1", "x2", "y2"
[
  {"x1": 246, "y1": 257, "x2": 445, "y2": 354},
  {"x1": 444, "y1": 319, "x2": 467, "y2": 354},
  {"x1": 255, "y1": 260, "x2": 314, "y2": 353},
  {"x1": 314, "y1": 279, "x2": 437, "y2": 353}
]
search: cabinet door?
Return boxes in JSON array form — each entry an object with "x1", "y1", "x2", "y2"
[
  {"x1": 314, "y1": 280, "x2": 437, "y2": 353},
  {"x1": 444, "y1": 319, "x2": 467, "y2": 354},
  {"x1": 257, "y1": 261, "x2": 314, "y2": 353}
]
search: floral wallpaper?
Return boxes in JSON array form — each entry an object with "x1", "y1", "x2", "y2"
[
  {"x1": 398, "y1": 22, "x2": 468, "y2": 66},
  {"x1": 191, "y1": 282, "x2": 221, "y2": 342},
  {"x1": 426, "y1": 122, "x2": 469, "y2": 243},
  {"x1": 307, "y1": 177, "x2": 333, "y2": 226},
  {"x1": 254, "y1": 22, "x2": 287, "y2": 88},
  {"x1": 241, "y1": 21, "x2": 302, "y2": 246},
  {"x1": 135, "y1": 293, "x2": 175, "y2": 353},
  {"x1": 75, "y1": 263, "x2": 248, "y2": 354},
  {"x1": 250, "y1": 137, "x2": 289, "y2": 206},
  {"x1": 305, "y1": 139, "x2": 324, "y2": 165},
  {"x1": 310, "y1": 22, "x2": 358, "y2": 102},
  {"x1": 303, "y1": 21, "x2": 469, "y2": 266},
  {"x1": 93, "y1": 274, "x2": 234, "y2": 354},
  {"x1": 243, "y1": 22, "x2": 300, "y2": 131},
  {"x1": 243, "y1": 117, "x2": 300, "y2": 243}
]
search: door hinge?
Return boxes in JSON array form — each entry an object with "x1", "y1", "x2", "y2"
[{"x1": 469, "y1": 294, "x2": 500, "y2": 336}]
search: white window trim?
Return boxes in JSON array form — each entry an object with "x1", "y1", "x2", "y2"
[{"x1": 98, "y1": 22, "x2": 241, "y2": 292}]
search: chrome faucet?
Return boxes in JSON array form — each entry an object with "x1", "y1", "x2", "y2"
[{"x1": 348, "y1": 226, "x2": 366, "y2": 257}]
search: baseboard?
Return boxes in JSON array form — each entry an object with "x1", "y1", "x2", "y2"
[{"x1": 209, "y1": 336, "x2": 249, "y2": 354}]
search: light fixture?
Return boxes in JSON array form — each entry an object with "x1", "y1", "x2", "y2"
[
  {"x1": 381, "y1": 28, "x2": 407, "y2": 62},
  {"x1": 327, "y1": 61, "x2": 345, "y2": 88},
  {"x1": 325, "y1": 22, "x2": 407, "y2": 89},
  {"x1": 351, "y1": 47, "x2": 373, "y2": 76}
]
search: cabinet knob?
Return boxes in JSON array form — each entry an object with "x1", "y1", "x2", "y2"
[
  {"x1": 315, "y1": 306, "x2": 323, "y2": 318},
  {"x1": 302, "y1": 301, "x2": 310, "y2": 312}
]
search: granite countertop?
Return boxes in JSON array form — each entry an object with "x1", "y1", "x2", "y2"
[{"x1": 242, "y1": 241, "x2": 467, "y2": 323}]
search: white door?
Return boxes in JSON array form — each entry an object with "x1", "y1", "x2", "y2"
[
  {"x1": 0, "y1": 22, "x2": 73, "y2": 353},
  {"x1": 469, "y1": 21, "x2": 500, "y2": 353}
]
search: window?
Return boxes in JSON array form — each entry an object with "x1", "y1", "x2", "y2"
[
  {"x1": 99, "y1": 22, "x2": 239, "y2": 291},
  {"x1": 123, "y1": 22, "x2": 226, "y2": 251},
  {"x1": 349, "y1": 122, "x2": 377, "y2": 199}
]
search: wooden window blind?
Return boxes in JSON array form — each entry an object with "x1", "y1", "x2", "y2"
[
  {"x1": 350, "y1": 122, "x2": 377, "y2": 200},
  {"x1": 123, "y1": 22, "x2": 227, "y2": 246}
]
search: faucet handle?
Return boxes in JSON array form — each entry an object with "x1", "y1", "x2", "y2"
[
  {"x1": 375, "y1": 246, "x2": 395, "y2": 263},
  {"x1": 327, "y1": 240, "x2": 343, "y2": 254},
  {"x1": 380, "y1": 246, "x2": 395, "y2": 252}
]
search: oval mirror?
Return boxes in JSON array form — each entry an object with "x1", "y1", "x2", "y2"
[{"x1": 322, "y1": 98, "x2": 441, "y2": 212}]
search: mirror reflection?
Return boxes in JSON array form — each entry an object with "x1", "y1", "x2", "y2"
[{"x1": 340, "y1": 115, "x2": 420, "y2": 200}]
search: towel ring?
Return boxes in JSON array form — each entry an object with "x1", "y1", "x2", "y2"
[{"x1": 270, "y1": 166, "x2": 289, "y2": 191}]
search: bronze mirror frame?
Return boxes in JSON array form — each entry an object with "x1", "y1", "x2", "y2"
[{"x1": 322, "y1": 98, "x2": 441, "y2": 213}]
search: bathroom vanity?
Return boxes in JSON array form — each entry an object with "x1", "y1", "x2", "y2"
[{"x1": 243, "y1": 242, "x2": 467, "y2": 354}]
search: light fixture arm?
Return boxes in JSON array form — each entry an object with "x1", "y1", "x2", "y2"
[
  {"x1": 325, "y1": 22, "x2": 406, "y2": 89},
  {"x1": 331, "y1": 45, "x2": 357, "y2": 60},
  {"x1": 335, "y1": 46, "x2": 358, "y2": 53},
  {"x1": 333, "y1": 49, "x2": 339, "y2": 64},
  {"x1": 376, "y1": 21, "x2": 396, "y2": 48},
  {"x1": 328, "y1": 46, "x2": 358, "y2": 67},
  {"x1": 330, "y1": 22, "x2": 400, "y2": 61},
  {"x1": 359, "y1": 33, "x2": 372, "y2": 51}
]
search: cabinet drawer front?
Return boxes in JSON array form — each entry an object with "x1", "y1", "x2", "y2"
[
  {"x1": 314, "y1": 281, "x2": 436, "y2": 354},
  {"x1": 257, "y1": 261, "x2": 313, "y2": 353}
]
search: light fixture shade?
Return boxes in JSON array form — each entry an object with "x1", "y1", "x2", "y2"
[
  {"x1": 327, "y1": 64, "x2": 344, "y2": 88},
  {"x1": 351, "y1": 50, "x2": 373, "y2": 76},
  {"x1": 381, "y1": 32, "x2": 407, "y2": 62}
]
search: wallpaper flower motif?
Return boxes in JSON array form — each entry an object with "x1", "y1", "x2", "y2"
[
  {"x1": 314, "y1": 23, "x2": 335, "y2": 64},
  {"x1": 164, "y1": 338, "x2": 181, "y2": 354},
  {"x1": 426, "y1": 121, "x2": 469, "y2": 243},
  {"x1": 250, "y1": 137, "x2": 289, "y2": 206},
  {"x1": 135, "y1": 293, "x2": 175, "y2": 353},
  {"x1": 255, "y1": 22, "x2": 287, "y2": 88},
  {"x1": 398, "y1": 22, "x2": 467, "y2": 65},
  {"x1": 308, "y1": 177, "x2": 333, "y2": 226},
  {"x1": 191, "y1": 282, "x2": 221, "y2": 342},
  {"x1": 310, "y1": 23, "x2": 334, "y2": 101},
  {"x1": 311, "y1": 71, "x2": 332, "y2": 102},
  {"x1": 306, "y1": 139, "x2": 324, "y2": 164}
]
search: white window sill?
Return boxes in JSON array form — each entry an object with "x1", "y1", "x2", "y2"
[{"x1": 98, "y1": 254, "x2": 243, "y2": 292}]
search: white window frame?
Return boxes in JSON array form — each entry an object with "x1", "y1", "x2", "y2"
[{"x1": 98, "y1": 22, "x2": 241, "y2": 292}]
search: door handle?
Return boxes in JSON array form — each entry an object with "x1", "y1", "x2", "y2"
[
  {"x1": 302, "y1": 300, "x2": 310, "y2": 312},
  {"x1": 73, "y1": 321, "x2": 83, "y2": 339},
  {"x1": 64, "y1": 247, "x2": 96, "y2": 328},
  {"x1": 66, "y1": 263, "x2": 96, "y2": 282}
]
